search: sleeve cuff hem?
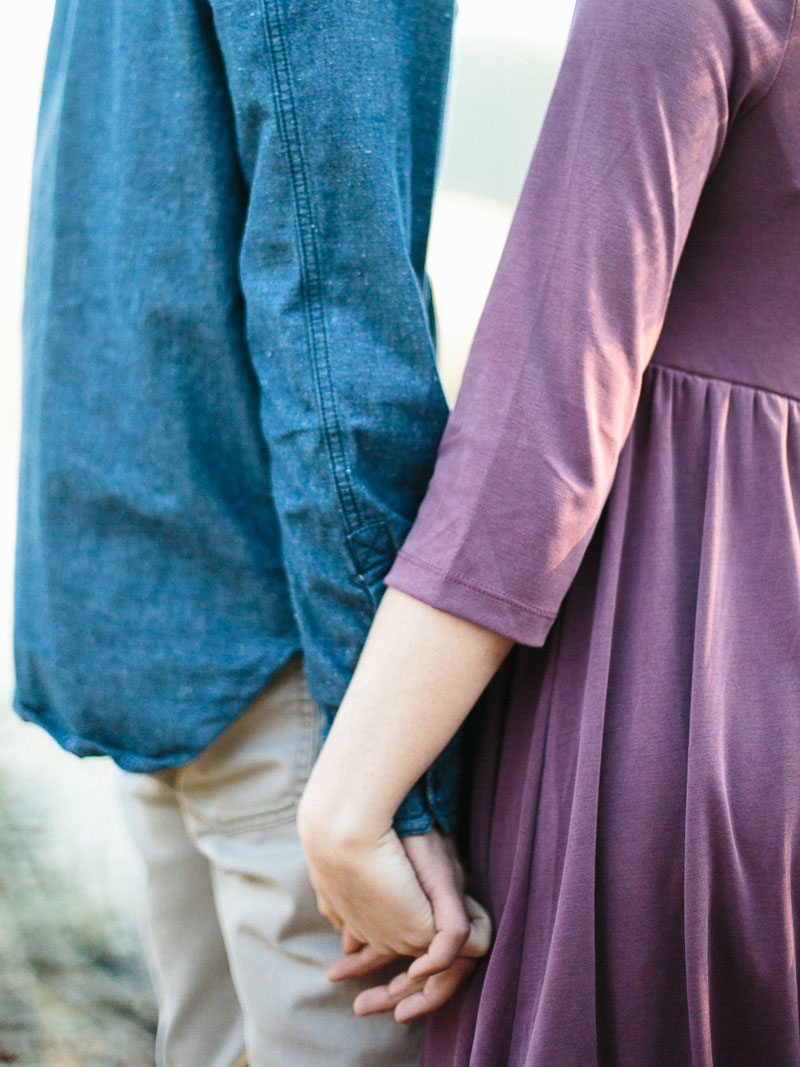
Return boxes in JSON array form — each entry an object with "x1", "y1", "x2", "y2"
[{"x1": 386, "y1": 550, "x2": 556, "y2": 647}]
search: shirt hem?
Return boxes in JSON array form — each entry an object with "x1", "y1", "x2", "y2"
[{"x1": 12, "y1": 649, "x2": 305, "y2": 772}]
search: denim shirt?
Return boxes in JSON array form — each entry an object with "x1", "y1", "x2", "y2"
[{"x1": 14, "y1": 0, "x2": 460, "y2": 834}]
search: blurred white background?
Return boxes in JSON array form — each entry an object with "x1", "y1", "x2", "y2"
[{"x1": 0, "y1": 0, "x2": 573, "y2": 1054}]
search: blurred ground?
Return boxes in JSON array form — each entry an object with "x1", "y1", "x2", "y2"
[
  {"x1": 0, "y1": 715, "x2": 157, "y2": 1064},
  {"x1": 0, "y1": 1, "x2": 572, "y2": 1061}
]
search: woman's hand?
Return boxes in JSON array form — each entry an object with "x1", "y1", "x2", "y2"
[
  {"x1": 297, "y1": 809, "x2": 493, "y2": 1019},
  {"x1": 327, "y1": 831, "x2": 492, "y2": 1022},
  {"x1": 296, "y1": 587, "x2": 509, "y2": 1010},
  {"x1": 298, "y1": 797, "x2": 437, "y2": 957}
]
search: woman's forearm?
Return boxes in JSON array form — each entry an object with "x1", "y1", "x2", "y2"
[{"x1": 299, "y1": 587, "x2": 513, "y2": 843}]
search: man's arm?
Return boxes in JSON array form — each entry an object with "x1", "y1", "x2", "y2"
[{"x1": 207, "y1": 0, "x2": 458, "y2": 834}]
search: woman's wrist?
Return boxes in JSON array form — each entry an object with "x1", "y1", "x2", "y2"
[
  {"x1": 298, "y1": 588, "x2": 513, "y2": 855},
  {"x1": 298, "y1": 765, "x2": 394, "y2": 857}
]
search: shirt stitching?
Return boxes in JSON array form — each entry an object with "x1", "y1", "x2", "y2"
[{"x1": 257, "y1": 0, "x2": 365, "y2": 540}]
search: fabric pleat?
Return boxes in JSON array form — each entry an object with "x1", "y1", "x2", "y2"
[{"x1": 422, "y1": 365, "x2": 800, "y2": 1066}]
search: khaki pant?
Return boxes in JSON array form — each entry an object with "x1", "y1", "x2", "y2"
[{"x1": 118, "y1": 657, "x2": 420, "y2": 1067}]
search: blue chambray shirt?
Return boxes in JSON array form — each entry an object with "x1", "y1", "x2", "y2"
[{"x1": 14, "y1": 0, "x2": 460, "y2": 834}]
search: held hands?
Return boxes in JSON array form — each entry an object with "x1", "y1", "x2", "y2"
[
  {"x1": 294, "y1": 588, "x2": 510, "y2": 1019},
  {"x1": 296, "y1": 803, "x2": 491, "y2": 1021},
  {"x1": 330, "y1": 833, "x2": 492, "y2": 1022}
]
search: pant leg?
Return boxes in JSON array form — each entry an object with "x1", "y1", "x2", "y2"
[
  {"x1": 175, "y1": 657, "x2": 421, "y2": 1067},
  {"x1": 118, "y1": 769, "x2": 246, "y2": 1067}
]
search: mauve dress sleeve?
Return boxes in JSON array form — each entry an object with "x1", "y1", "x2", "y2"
[{"x1": 386, "y1": 0, "x2": 794, "y2": 645}]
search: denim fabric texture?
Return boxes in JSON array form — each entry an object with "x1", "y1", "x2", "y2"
[{"x1": 15, "y1": 0, "x2": 459, "y2": 833}]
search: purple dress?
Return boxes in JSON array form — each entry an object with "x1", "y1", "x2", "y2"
[{"x1": 386, "y1": 0, "x2": 800, "y2": 1062}]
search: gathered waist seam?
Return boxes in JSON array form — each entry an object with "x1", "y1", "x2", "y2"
[{"x1": 649, "y1": 361, "x2": 800, "y2": 404}]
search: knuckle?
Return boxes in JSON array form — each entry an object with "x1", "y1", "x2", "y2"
[{"x1": 451, "y1": 920, "x2": 471, "y2": 943}]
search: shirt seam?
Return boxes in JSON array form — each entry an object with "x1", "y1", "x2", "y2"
[
  {"x1": 257, "y1": 0, "x2": 375, "y2": 597},
  {"x1": 395, "y1": 551, "x2": 557, "y2": 622},
  {"x1": 650, "y1": 360, "x2": 800, "y2": 403},
  {"x1": 255, "y1": 0, "x2": 404, "y2": 606}
]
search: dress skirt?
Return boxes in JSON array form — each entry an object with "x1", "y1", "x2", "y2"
[{"x1": 419, "y1": 364, "x2": 800, "y2": 1066}]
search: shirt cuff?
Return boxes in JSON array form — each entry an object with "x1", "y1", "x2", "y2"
[{"x1": 393, "y1": 731, "x2": 463, "y2": 837}]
